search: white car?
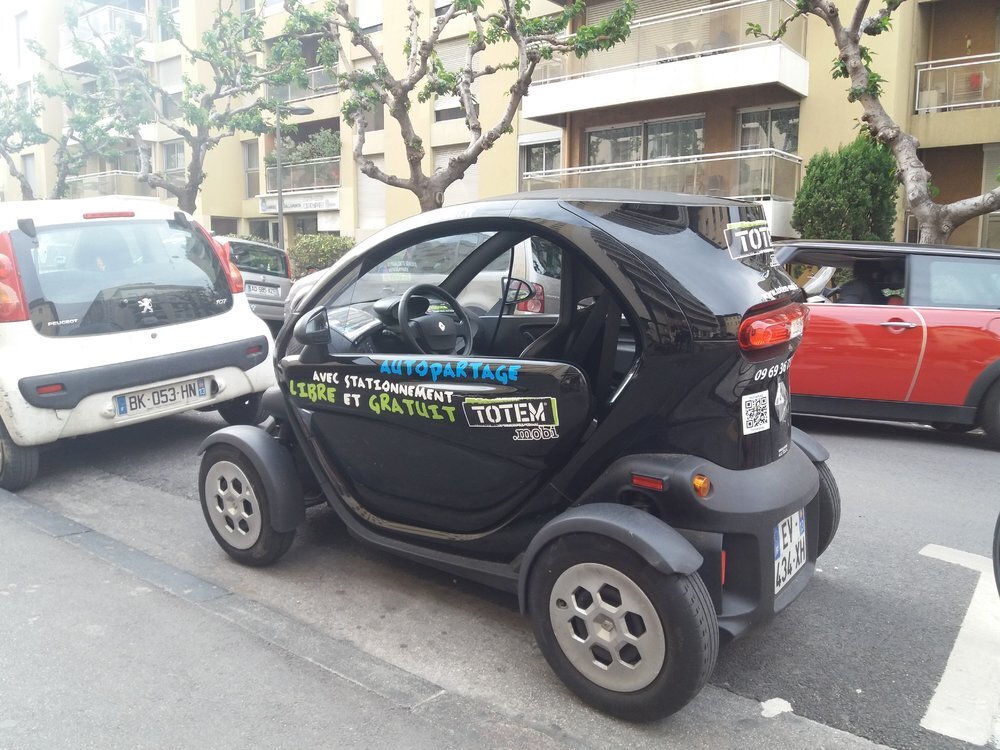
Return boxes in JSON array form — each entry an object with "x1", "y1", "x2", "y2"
[{"x1": 0, "y1": 198, "x2": 276, "y2": 491}]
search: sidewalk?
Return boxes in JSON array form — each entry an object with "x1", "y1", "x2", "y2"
[{"x1": 0, "y1": 492, "x2": 569, "y2": 750}]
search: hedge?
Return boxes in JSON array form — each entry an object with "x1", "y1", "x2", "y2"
[{"x1": 288, "y1": 234, "x2": 356, "y2": 276}]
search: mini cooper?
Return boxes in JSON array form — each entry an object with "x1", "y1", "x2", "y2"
[{"x1": 198, "y1": 190, "x2": 840, "y2": 721}]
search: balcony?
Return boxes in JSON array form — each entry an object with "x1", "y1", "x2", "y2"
[
  {"x1": 259, "y1": 157, "x2": 341, "y2": 214},
  {"x1": 522, "y1": 148, "x2": 801, "y2": 235},
  {"x1": 65, "y1": 171, "x2": 158, "y2": 200},
  {"x1": 523, "y1": 0, "x2": 808, "y2": 123},
  {"x1": 269, "y1": 66, "x2": 339, "y2": 103},
  {"x1": 911, "y1": 53, "x2": 1000, "y2": 148},
  {"x1": 59, "y1": 6, "x2": 148, "y2": 70}
]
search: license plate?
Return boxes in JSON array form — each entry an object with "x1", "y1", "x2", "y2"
[
  {"x1": 774, "y1": 508, "x2": 807, "y2": 594},
  {"x1": 115, "y1": 377, "x2": 209, "y2": 417},
  {"x1": 246, "y1": 283, "x2": 279, "y2": 297}
]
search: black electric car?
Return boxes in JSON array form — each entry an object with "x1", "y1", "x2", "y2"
[{"x1": 198, "y1": 190, "x2": 840, "y2": 721}]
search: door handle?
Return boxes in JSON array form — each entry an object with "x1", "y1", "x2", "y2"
[{"x1": 879, "y1": 321, "x2": 917, "y2": 329}]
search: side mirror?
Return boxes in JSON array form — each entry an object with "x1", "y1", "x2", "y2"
[
  {"x1": 293, "y1": 307, "x2": 331, "y2": 346},
  {"x1": 502, "y1": 277, "x2": 535, "y2": 305}
]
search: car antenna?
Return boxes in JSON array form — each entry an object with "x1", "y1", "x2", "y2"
[{"x1": 17, "y1": 218, "x2": 37, "y2": 238}]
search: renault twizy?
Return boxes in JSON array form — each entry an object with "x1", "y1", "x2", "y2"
[{"x1": 198, "y1": 190, "x2": 840, "y2": 721}]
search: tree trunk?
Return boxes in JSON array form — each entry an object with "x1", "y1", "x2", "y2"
[{"x1": 1, "y1": 150, "x2": 35, "y2": 201}]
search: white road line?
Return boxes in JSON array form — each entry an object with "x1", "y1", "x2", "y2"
[{"x1": 919, "y1": 544, "x2": 1000, "y2": 747}]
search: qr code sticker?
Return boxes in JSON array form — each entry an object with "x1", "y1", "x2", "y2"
[{"x1": 741, "y1": 391, "x2": 770, "y2": 435}]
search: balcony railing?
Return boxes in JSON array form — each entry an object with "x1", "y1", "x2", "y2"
[
  {"x1": 915, "y1": 53, "x2": 1000, "y2": 113},
  {"x1": 268, "y1": 66, "x2": 339, "y2": 103},
  {"x1": 521, "y1": 148, "x2": 802, "y2": 201},
  {"x1": 265, "y1": 156, "x2": 341, "y2": 193},
  {"x1": 65, "y1": 171, "x2": 157, "y2": 199},
  {"x1": 534, "y1": 0, "x2": 805, "y2": 82},
  {"x1": 60, "y1": 6, "x2": 147, "y2": 50}
]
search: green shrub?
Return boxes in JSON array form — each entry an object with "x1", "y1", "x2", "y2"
[
  {"x1": 792, "y1": 133, "x2": 898, "y2": 241},
  {"x1": 288, "y1": 233, "x2": 355, "y2": 276}
]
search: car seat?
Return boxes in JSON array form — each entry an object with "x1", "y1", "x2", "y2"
[{"x1": 73, "y1": 229, "x2": 133, "y2": 272}]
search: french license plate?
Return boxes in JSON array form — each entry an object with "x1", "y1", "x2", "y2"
[
  {"x1": 774, "y1": 508, "x2": 807, "y2": 594},
  {"x1": 246, "y1": 283, "x2": 279, "y2": 297},
  {"x1": 115, "y1": 377, "x2": 208, "y2": 417}
]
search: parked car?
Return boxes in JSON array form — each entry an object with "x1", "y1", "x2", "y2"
[
  {"x1": 776, "y1": 239, "x2": 1000, "y2": 445},
  {"x1": 283, "y1": 232, "x2": 561, "y2": 324},
  {"x1": 0, "y1": 199, "x2": 276, "y2": 491},
  {"x1": 198, "y1": 189, "x2": 840, "y2": 721},
  {"x1": 219, "y1": 236, "x2": 292, "y2": 332}
]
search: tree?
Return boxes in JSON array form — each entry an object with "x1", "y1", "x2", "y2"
[
  {"x1": 792, "y1": 134, "x2": 897, "y2": 241},
  {"x1": 55, "y1": 1, "x2": 296, "y2": 214},
  {"x1": 0, "y1": 73, "x2": 113, "y2": 200},
  {"x1": 280, "y1": 0, "x2": 634, "y2": 212},
  {"x1": 751, "y1": 0, "x2": 1000, "y2": 244}
]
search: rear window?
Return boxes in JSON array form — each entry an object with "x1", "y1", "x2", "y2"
[
  {"x1": 13, "y1": 219, "x2": 233, "y2": 337},
  {"x1": 230, "y1": 240, "x2": 289, "y2": 278}
]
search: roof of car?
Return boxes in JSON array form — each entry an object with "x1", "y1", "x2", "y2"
[
  {"x1": 776, "y1": 239, "x2": 1000, "y2": 263},
  {"x1": 0, "y1": 197, "x2": 185, "y2": 232},
  {"x1": 493, "y1": 188, "x2": 750, "y2": 207},
  {"x1": 216, "y1": 236, "x2": 283, "y2": 251}
]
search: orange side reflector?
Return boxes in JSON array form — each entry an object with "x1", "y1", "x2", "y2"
[
  {"x1": 721, "y1": 550, "x2": 727, "y2": 587},
  {"x1": 692, "y1": 474, "x2": 712, "y2": 498}
]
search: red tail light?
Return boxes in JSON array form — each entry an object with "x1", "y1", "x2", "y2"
[
  {"x1": 207, "y1": 234, "x2": 244, "y2": 294},
  {"x1": 516, "y1": 283, "x2": 545, "y2": 313},
  {"x1": 0, "y1": 234, "x2": 28, "y2": 323},
  {"x1": 738, "y1": 302, "x2": 808, "y2": 351}
]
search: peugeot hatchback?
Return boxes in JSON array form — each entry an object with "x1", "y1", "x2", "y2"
[{"x1": 0, "y1": 199, "x2": 276, "y2": 491}]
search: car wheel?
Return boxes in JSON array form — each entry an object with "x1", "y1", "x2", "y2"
[
  {"x1": 527, "y1": 533, "x2": 718, "y2": 722},
  {"x1": 993, "y1": 511, "x2": 1000, "y2": 597},
  {"x1": 980, "y1": 381, "x2": 1000, "y2": 449},
  {"x1": 814, "y1": 461, "x2": 841, "y2": 558},
  {"x1": 931, "y1": 422, "x2": 975, "y2": 434},
  {"x1": 199, "y1": 445, "x2": 295, "y2": 566},
  {"x1": 0, "y1": 422, "x2": 40, "y2": 492},
  {"x1": 217, "y1": 392, "x2": 266, "y2": 426}
]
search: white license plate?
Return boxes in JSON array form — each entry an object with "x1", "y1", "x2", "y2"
[
  {"x1": 246, "y1": 283, "x2": 279, "y2": 297},
  {"x1": 774, "y1": 508, "x2": 807, "y2": 594},
  {"x1": 115, "y1": 377, "x2": 209, "y2": 417}
]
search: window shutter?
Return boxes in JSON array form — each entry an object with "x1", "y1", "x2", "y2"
[
  {"x1": 433, "y1": 146, "x2": 479, "y2": 207},
  {"x1": 357, "y1": 156, "x2": 386, "y2": 230}
]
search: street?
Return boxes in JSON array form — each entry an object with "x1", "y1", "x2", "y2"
[{"x1": 2, "y1": 410, "x2": 998, "y2": 749}]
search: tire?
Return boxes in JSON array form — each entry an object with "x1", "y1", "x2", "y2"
[
  {"x1": 993, "y1": 511, "x2": 1000, "y2": 598},
  {"x1": 527, "y1": 533, "x2": 718, "y2": 722},
  {"x1": 199, "y1": 444, "x2": 295, "y2": 566},
  {"x1": 931, "y1": 422, "x2": 975, "y2": 434},
  {"x1": 217, "y1": 392, "x2": 266, "y2": 426},
  {"x1": 813, "y1": 461, "x2": 841, "y2": 558},
  {"x1": 980, "y1": 380, "x2": 1000, "y2": 450},
  {"x1": 0, "y1": 422, "x2": 40, "y2": 492}
]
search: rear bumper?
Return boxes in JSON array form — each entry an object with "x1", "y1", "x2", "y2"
[{"x1": 579, "y1": 446, "x2": 821, "y2": 643}]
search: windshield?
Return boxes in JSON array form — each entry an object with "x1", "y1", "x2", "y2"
[{"x1": 14, "y1": 219, "x2": 233, "y2": 337}]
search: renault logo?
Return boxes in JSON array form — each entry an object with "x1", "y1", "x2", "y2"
[{"x1": 438, "y1": 321, "x2": 446, "y2": 332}]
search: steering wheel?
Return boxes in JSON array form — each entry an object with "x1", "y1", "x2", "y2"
[{"x1": 398, "y1": 283, "x2": 473, "y2": 356}]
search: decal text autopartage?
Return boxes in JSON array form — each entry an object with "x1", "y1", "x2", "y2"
[{"x1": 379, "y1": 358, "x2": 521, "y2": 385}]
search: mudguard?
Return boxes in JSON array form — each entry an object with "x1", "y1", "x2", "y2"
[
  {"x1": 791, "y1": 426, "x2": 829, "y2": 463},
  {"x1": 517, "y1": 503, "x2": 703, "y2": 613},
  {"x1": 198, "y1": 424, "x2": 305, "y2": 532}
]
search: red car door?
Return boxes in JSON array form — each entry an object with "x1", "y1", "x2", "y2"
[
  {"x1": 792, "y1": 303, "x2": 925, "y2": 401},
  {"x1": 907, "y1": 308, "x2": 1000, "y2": 405}
]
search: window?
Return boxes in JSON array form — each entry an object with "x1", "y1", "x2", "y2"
[
  {"x1": 248, "y1": 219, "x2": 272, "y2": 241},
  {"x1": 646, "y1": 117, "x2": 703, "y2": 159},
  {"x1": 157, "y1": 57, "x2": 183, "y2": 92},
  {"x1": 911, "y1": 256, "x2": 1000, "y2": 309},
  {"x1": 243, "y1": 140, "x2": 260, "y2": 198},
  {"x1": 15, "y1": 12, "x2": 28, "y2": 69},
  {"x1": 21, "y1": 153, "x2": 37, "y2": 197},
  {"x1": 211, "y1": 217, "x2": 239, "y2": 236},
  {"x1": 434, "y1": 1, "x2": 453, "y2": 16},
  {"x1": 294, "y1": 214, "x2": 318, "y2": 235},
  {"x1": 16, "y1": 82, "x2": 32, "y2": 109},
  {"x1": 157, "y1": 0, "x2": 180, "y2": 42},
  {"x1": 739, "y1": 106, "x2": 799, "y2": 154},
  {"x1": 519, "y1": 141, "x2": 561, "y2": 189},
  {"x1": 587, "y1": 125, "x2": 641, "y2": 166},
  {"x1": 241, "y1": 0, "x2": 256, "y2": 38},
  {"x1": 433, "y1": 38, "x2": 479, "y2": 122},
  {"x1": 162, "y1": 140, "x2": 185, "y2": 176}
]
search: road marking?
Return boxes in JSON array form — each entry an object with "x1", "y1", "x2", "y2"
[{"x1": 919, "y1": 544, "x2": 1000, "y2": 747}]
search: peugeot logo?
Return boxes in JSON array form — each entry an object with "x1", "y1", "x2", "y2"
[{"x1": 438, "y1": 321, "x2": 447, "y2": 332}]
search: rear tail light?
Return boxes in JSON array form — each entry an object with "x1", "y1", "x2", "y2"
[
  {"x1": 208, "y1": 235, "x2": 244, "y2": 294},
  {"x1": 516, "y1": 283, "x2": 545, "y2": 313},
  {"x1": 0, "y1": 234, "x2": 28, "y2": 323},
  {"x1": 83, "y1": 211, "x2": 135, "y2": 219},
  {"x1": 738, "y1": 302, "x2": 808, "y2": 351}
]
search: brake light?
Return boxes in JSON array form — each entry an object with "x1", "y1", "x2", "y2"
[
  {"x1": 738, "y1": 302, "x2": 808, "y2": 351},
  {"x1": 82, "y1": 211, "x2": 135, "y2": 219},
  {"x1": 517, "y1": 283, "x2": 545, "y2": 313},
  {"x1": 631, "y1": 473, "x2": 665, "y2": 492},
  {"x1": 206, "y1": 234, "x2": 244, "y2": 294},
  {"x1": 0, "y1": 234, "x2": 28, "y2": 323}
]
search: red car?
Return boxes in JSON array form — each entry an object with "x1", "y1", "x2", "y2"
[{"x1": 776, "y1": 240, "x2": 1000, "y2": 447}]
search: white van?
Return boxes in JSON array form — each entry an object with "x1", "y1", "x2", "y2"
[{"x1": 0, "y1": 199, "x2": 276, "y2": 490}]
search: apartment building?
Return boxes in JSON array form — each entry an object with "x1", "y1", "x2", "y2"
[{"x1": 2, "y1": 0, "x2": 998, "y2": 249}]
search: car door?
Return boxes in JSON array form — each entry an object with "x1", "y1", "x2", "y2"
[
  {"x1": 905, "y1": 254, "x2": 1000, "y2": 406},
  {"x1": 280, "y1": 223, "x2": 593, "y2": 535},
  {"x1": 792, "y1": 260, "x2": 924, "y2": 402}
]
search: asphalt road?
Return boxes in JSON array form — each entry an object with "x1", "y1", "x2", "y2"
[{"x1": 5, "y1": 410, "x2": 999, "y2": 749}]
